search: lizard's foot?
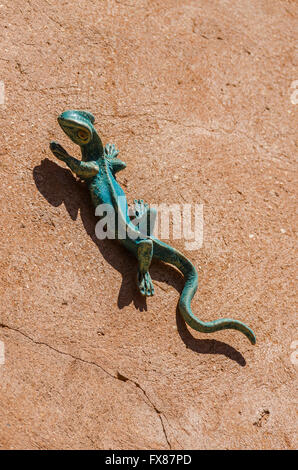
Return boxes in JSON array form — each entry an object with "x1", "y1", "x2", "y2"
[
  {"x1": 133, "y1": 199, "x2": 149, "y2": 219},
  {"x1": 137, "y1": 271, "x2": 155, "y2": 297},
  {"x1": 104, "y1": 143, "x2": 119, "y2": 159},
  {"x1": 132, "y1": 200, "x2": 156, "y2": 237},
  {"x1": 50, "y1": 141, "x2": 69, "y2": 161}
]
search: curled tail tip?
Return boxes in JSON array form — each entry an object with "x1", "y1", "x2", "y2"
[
  {"x1": 227, "y1": 320, "x2": 256, "y2": 345},
  {"x1": 247, "y1": 330, "x2": 256, "y2": 345},
  {"x1": 238, "y1": 322, "x2": 256, "y2": 345},
  {"x1": 178, "y1": 297, "x2": 256, "y2": 345}
]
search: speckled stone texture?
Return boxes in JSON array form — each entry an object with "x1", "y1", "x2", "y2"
[{"x1": 0, "y1": 0, "x2": 297, "y2": 450}]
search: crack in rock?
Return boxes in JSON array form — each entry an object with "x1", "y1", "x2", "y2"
[
  {"x1": 0, "y1": 322, "x2": 172, "y2": 449},
  {"x1": 116, "y1": 372, "x2": 171, "y2": 449},
  {"x1": 0, "y1": 322, "x2": 115, "y2": 379}
]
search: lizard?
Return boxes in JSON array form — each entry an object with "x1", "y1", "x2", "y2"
[{"x1": 49, "y1": 109, "x2": 256, "y2": 345}]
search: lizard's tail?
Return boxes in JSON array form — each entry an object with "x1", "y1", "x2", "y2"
[{"x1": 152, "y1": 238, "x2": 256, "y2": 345}]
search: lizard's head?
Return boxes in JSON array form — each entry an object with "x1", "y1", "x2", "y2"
[{"x1": 57, "y1": 110, "x2": 95, "y2": 146}]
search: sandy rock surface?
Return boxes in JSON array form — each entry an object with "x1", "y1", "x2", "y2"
[{"x1": 0, "y1": 0, "x2": 297, "y2": 449}]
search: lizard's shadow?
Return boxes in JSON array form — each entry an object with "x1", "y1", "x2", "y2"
[
  {"x1": 33, "y1": 158, "x2": 246, "y2": 366},
  {"x1": 33, "y1": 158, "x2": 145, "y2": 311}
]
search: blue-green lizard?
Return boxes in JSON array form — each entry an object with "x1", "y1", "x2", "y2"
[{"x1": 50, "y1": 110, "x2": 256, "y2": 345}]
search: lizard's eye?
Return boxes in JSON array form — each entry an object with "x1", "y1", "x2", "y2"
[{"x1": 77, "y1": 129, "x2": 89, "y2": 141}]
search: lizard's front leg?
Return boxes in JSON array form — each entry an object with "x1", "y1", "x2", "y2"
[{"x1": 50, "y1": 141, "x2": 99, "y2": 179}]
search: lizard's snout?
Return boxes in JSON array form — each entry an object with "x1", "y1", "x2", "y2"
[{"x1": 57, "y1": 114, "x2": 67, "y2": 126}]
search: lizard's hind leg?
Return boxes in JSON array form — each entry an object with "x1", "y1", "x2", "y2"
[{"x1": 137, "y1": 239, "x2": 154, "y2": 297}]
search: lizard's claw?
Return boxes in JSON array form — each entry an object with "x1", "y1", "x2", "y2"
[
  {"x1": 104, "y1": 143, "x2": 119, "y2": 159},
  {"x1": 50, "y1": 141, "x2": 69, "y2": 161},
  {"x1": 137, "y1": 271, "x2": 155, "y2": 297}
]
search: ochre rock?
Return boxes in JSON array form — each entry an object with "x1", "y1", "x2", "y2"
[{"x1": 0, "y1": 0, "x2": 296, "y2": 449}]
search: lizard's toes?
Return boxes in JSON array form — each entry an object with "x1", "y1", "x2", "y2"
[
  {"x1": 50, "y1": 141, "x2": 60, "y2": 151},
  {"x1": 49, "y1": 141, "x2": 68, "y2": 159},
  {"x1": 138, "y1": 199, "x2": 145, "y2": 210},
  {"x1": 146, "y1": 283, "x2": 154, "y2": 296},
  {"x1": 150, "y1": 283, "x2": 155, "y2": 296},
  {"x1": 137, "y1": 271, "x2": 154, "y2": 297},
  {"x1": 144, "y1": 272, "x2": 154, "y2": 297},
  {"x1": 137, "y1": 272, "x2": 146, "y2": 296}
]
